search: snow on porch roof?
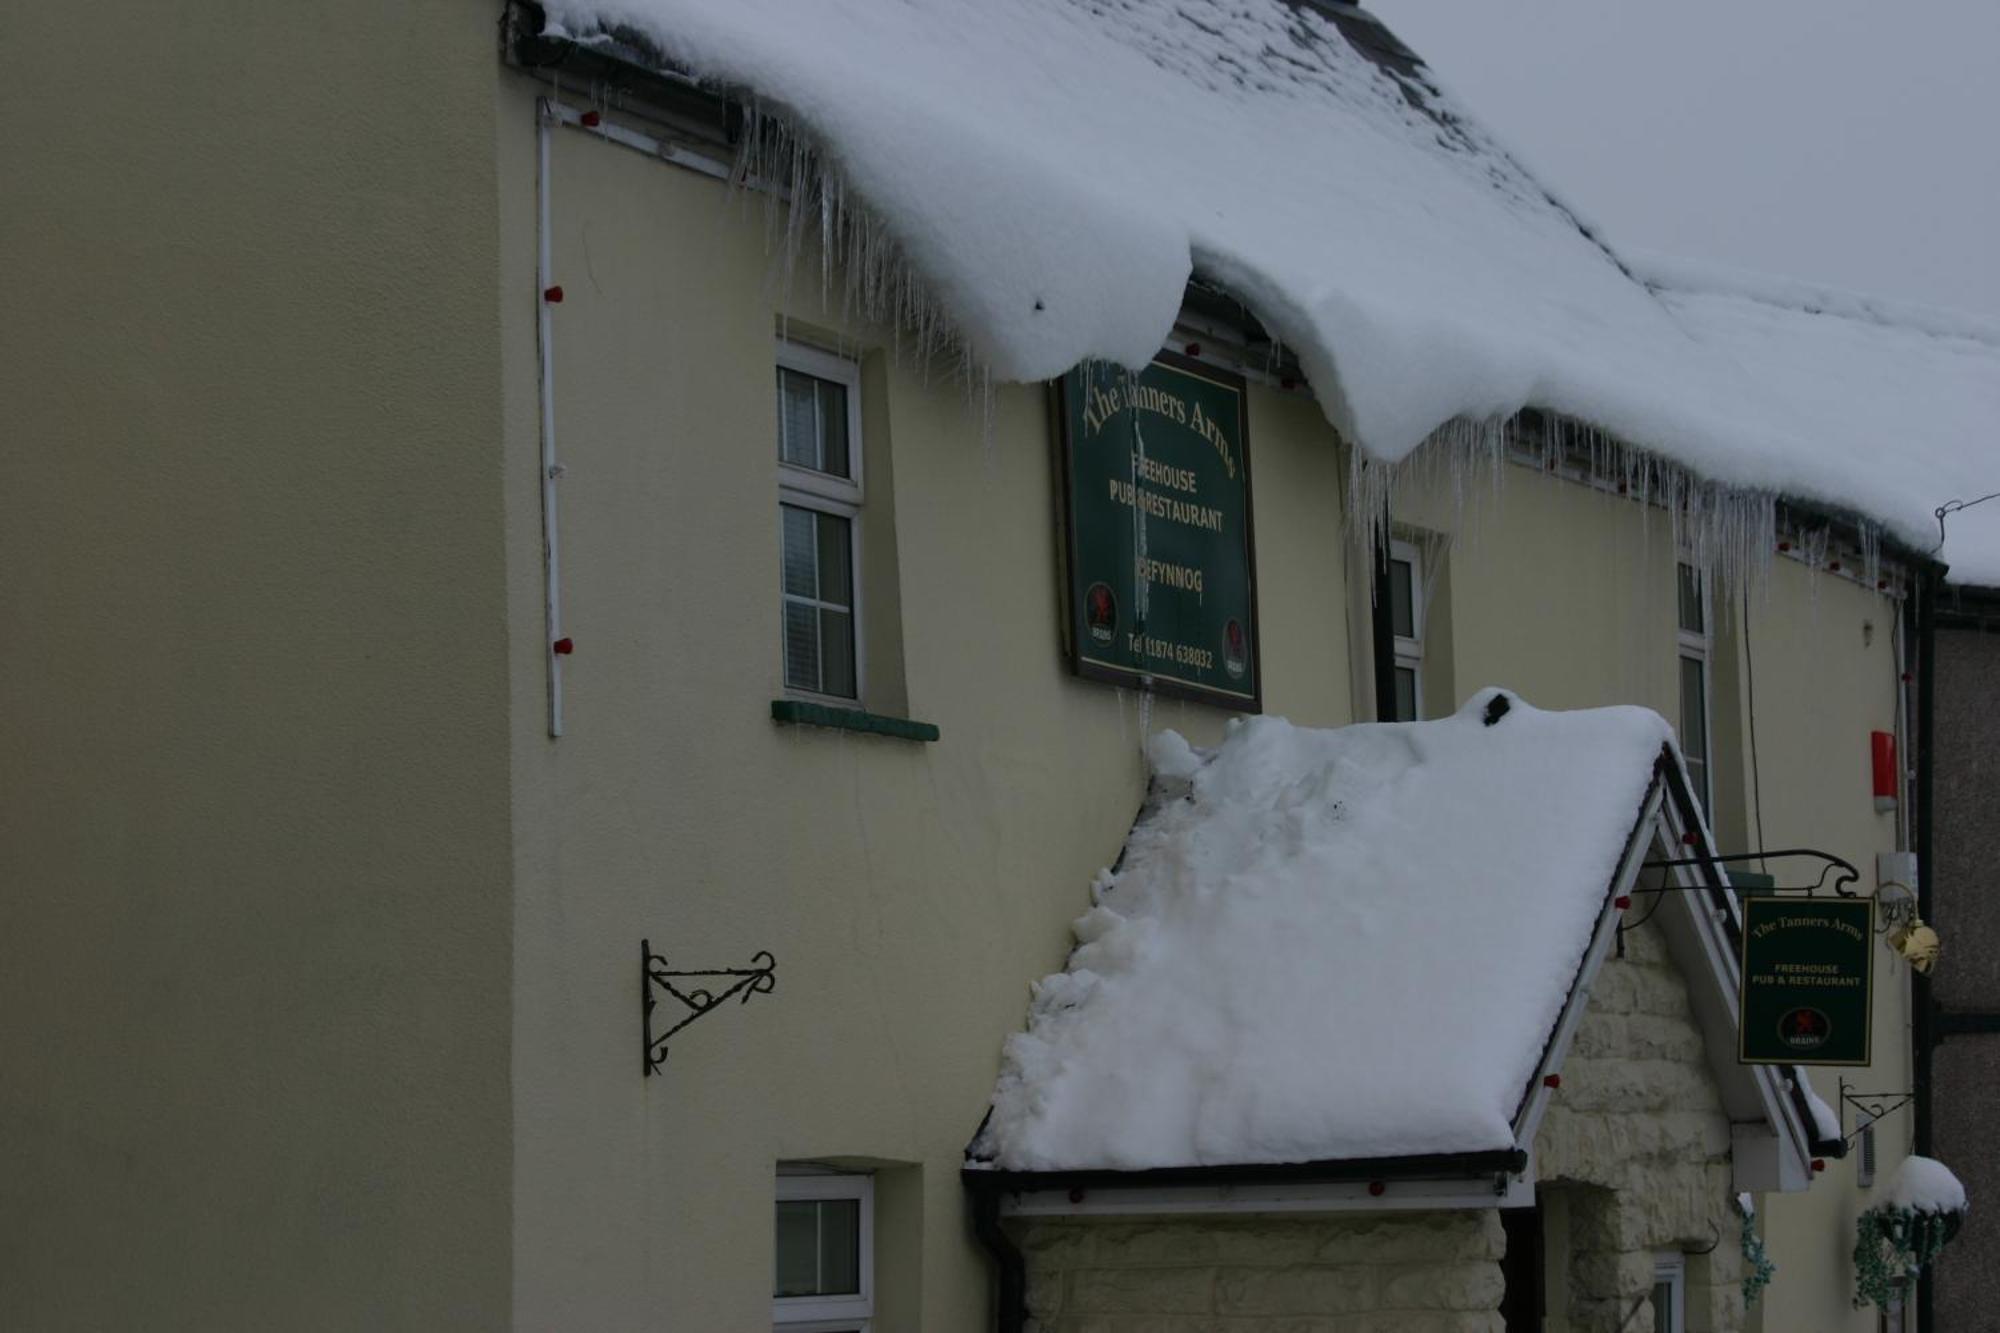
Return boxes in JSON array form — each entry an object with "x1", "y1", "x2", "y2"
[
  {"x1": 542, "y1": 0, "x2": 1985, "y2": 569},
  {"x1": 966, "y1": 690, "x2": 1671, "y2": 1173}
]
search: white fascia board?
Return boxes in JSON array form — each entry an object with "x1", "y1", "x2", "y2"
[
  {"x1": 1000, "y1": 1173, "x2": 1530, "y2": 1218},
  {"x1": 1509, "y1": 777, "x2": 1667, "y2": 1156},
  {"x1": 546, "y1": 99, "x2": 734, "y2": 182}
]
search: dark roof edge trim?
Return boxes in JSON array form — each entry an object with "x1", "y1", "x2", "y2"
[{"x1": 960, "y1": 1147, "x2": 1529, "y2": 1194}]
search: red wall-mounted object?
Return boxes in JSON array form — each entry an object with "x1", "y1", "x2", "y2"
[{"x1": 1871, "y1": 731, "x2": 1898, "y2": 813}]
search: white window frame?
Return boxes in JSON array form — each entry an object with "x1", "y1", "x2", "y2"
[
  {"x1": 774, "y1": 1173, "x2": 874, "y2": 1332},
  {"x1": 1390, "y1": 539, "x2": 1424, "y2": 721},
  {"x1": 1877, "y1": 1276, "x2": 1911, "y2": 1331},
  {"x1": 776, "y1": 340, "x2": 865, "y2": 705},
  {"x1": 1651, "y1": 1252, "x2": 1686, "y2": 1333},
  {"x1": 1676, "y1": 560, "x2": 1713, "y2": 814}
]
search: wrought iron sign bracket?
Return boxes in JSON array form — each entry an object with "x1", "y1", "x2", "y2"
[
  {"x1": 1636, "y1": 848, "x2": 1862, "y2": 898},
  {"x1": 1618, "y1": 847, "x2": 1862, "y2": 958},
  {"x1": 1837, "y1": 1077, "x2": 1915, "y2": 1145},
  {"x1": 641, "y1": 938, "x2": 777, "y2": 1077}
]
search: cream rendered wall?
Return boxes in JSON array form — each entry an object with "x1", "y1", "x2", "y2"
[
  {"x1": 1395, "y1": 468, "x2": 1681, "y2": 721},
  {"x1": 0, "y1": 3, "x2": 514, "y2": 1328},
  {"x1": 496, "y1": 91, "x2": 1354, "y2": 1330},
  {"x1": 1733, "y1": 562, "x2": 1909, "y2": 1333}
]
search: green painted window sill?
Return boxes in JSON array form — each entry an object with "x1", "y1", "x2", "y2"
[{"x1": 770, "y1": 699, "x2": 939, "y2": 743}]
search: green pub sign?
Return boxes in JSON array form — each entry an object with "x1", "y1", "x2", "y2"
[
  {"x1": 1056, "y1": 353, "x2": 1259, "y2": 710},
  {"x1": 1738, "y1": 896, "x2": 1874, "y2": 1066}
]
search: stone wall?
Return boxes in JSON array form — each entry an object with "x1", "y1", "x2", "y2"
[
  {"x1": 1534, "y1": 916, "x2": 1745, "y2": 1332},
  {"x1": 1013, "y1": 1210, "x2": 1506, "y2": 1333}
]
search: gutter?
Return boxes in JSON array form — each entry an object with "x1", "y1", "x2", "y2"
[
  {"x1": 964, "y1": 1148, "x2": 1529, "y2": 1197},
  {"x1": 968, "y1": 1182, "x2": 1027, "y2": 1333}
]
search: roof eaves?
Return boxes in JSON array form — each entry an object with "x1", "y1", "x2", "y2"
[{"x1": 960, "y1": 1147, "x2": 1529, "y2": 1201}]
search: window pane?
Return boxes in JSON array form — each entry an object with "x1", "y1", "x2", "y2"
[
  {"x1": 1651, "y1": 1280, "x2": 1675, "y2": 1331},
  {"x1": 816, "y1": 1198, "x2": 861, "y2": 1295},
  {"x1": 778, "y1": 368, "x2": 819, "y2": 470},
  {"x1": 817, "y1": 378, "x2": 851, "y2": 479},
  {"x1": 819, "y1": 608, "x2": 856, "y2": 699},
  {"x1": 1389, "y1": 558, "x2": 1415, "y2": 640},
  {"x1": 773, "y1": 1198, "x2": 861, "y2": 1298},
  {"x1": 784, "y1": 601, "x2": 820, "y2": 692},
  {"x1": 775, "y1": 1200, "x2": 821, "y2": 1297},
  {"x1": 1680, "y1": 656, "x2": 1708, "y2": 762},
  {"x1": 816, "y1": 511, "x2": 853, "y2": 607},
  {"x1": 1393, "y1": 666, "x2": 1418, "y2": 723},
  {"x1": 781, "y1": 504, "x2": 818, "y2": 599},
  {"x1": 1678, "y1": 562, "x2": 1704, "y2": 635}
]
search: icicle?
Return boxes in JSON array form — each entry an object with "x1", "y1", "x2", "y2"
[
  {"x1": 734, "y1": 106, "x2": 982, "y2": 393},
  {"x1": 1342, "y1": 411, "x2": 1778, "y2": 604}
]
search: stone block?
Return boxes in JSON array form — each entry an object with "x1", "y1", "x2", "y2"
[
  {"x1": 1087, "y1": 1221, "x2": 1223, "y2": 1268},
  {"x1": 1569, "y1": 1293, "x2": 1643, "y2": 1333},
  {"x1": 1376, "y1": 1260, "x2": 1506, "y2": 1310},
  {"x1": 1574, "y1": 1012, "x2": 1704, "y2": 1063},
  {"x1": 1026, "y1": 1268, "x2": 1066, "y2": 1317},
  {"x1": 1560, "y1": 1056, "x2": 1709, "y2": 1115},
  {"x1": 1572, "y1": 1247, "x2": 1655, "y2": 1300},
  {"x1": 1326, "y1": 1314, "x2": 1506, "y2": 1333},
  {"x1": 1214, "y1": 1264, "x2": 1375, "y2": 1315},
  {"x1": 1309, "y1": 1211, "x2": 1501, "y2": 1265},
  {"x1": 1018, "y1": 1219, "x2": 1096, "y2": 1267},
  {"x1": 1206, "y1": 1219, "x2": 1327, "y2": 1267},
  {"x1": 1067, "y1": 1265, "x2": 1217, "y2": 1315},
  {"x1": 1628, "y1": 963, "x2": 1696, "y2": 1018},
  {"x1": 1047, "y1": 1318, "x2": 1227, "y2": 1333}
]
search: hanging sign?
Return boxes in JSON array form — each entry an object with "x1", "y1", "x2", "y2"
[
  {"x1": 1055, "y1": 353, "x2": 1259, "y2": 710},
  {"x1": 1738, "y1": 896, "x2": 1874, "y2": 1066}
]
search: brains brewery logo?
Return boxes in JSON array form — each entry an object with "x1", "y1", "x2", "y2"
[
  {"x1": 1084, "y1": 582, "x2": 1118, "y2": 645},
  {"x1": 1779, "y1": 1006, "x2": 1832, "y2": 1053},
  {"x1": 1222, "y1": 618, "x2": 1247, "y2": 679}
]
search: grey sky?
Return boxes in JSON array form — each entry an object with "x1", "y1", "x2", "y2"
[{"x1": 1386, "y1": 0, "x2": 2000, "y2": 317}]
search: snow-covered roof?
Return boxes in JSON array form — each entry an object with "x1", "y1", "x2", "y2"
[
  {"x1": 1632, "y1": 253, "x2": 2000, "y2": 585},
  {"x1": 542, "y1": 0, "x2": 1996, "y2": 579},
  {"x1": 967, "y1": 691, "x2": 1671, "y2": 1172}
]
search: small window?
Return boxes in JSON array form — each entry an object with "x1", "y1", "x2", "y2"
[
  {"x1": 1651, "y1": 1253, "x2": 1686, "y2": 1333},
  {"x1": 775, "y1": 1173, "x2": 873, "y2": 1332},
  {"x1": 777, "y1": 343, "x2": 864, "y2": 703},
  {"x1": 1676, "y1": 562, "x2": 1712, "y2": 814},
  {"x1": 1389, "y1": 539, "x2": 1423, "y2": 722}
]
